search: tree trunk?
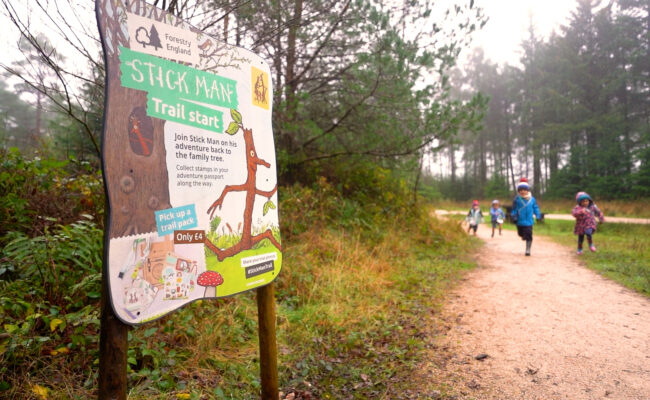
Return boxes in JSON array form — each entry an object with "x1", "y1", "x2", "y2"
[
  {"x1": 34, "y1": 91, "x2": 42, "y2": 146},
  {"x1": 413, "y1": 153, "x2": 423, "y2": 204},
  {"x1": 479, "y1": 131, "x2": 487, "y2": 194},
  {"x1": 533, "y1": 139, "x2": 541, "y2": 195},
  {"x1": 504, "y1": 101, "x2": 516, "y2": 190},
  {"x1": 549, "y1": 138, "x2": 559, "y2": 177},
  {"x1": 449, "y1": 145, "x2": 456, "y2": 184},
  {"x1": 98, "y1": 0, "x2": 172, "y2": 238},
  {"x1": 285, "y1": 0, "x2": 303, "y2": 122}
]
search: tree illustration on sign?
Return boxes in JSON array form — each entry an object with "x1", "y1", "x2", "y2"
[
  {"x1": 135, "y1": 24, "x2": 162, "y2": 51},
  {"x1": 149, "y1": 25, "x2": 162, "y2": 50},
  {"x1": 204, "y1": 109, "x2": 281, "y2": 261}
]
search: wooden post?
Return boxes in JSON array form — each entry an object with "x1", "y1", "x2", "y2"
[
  {"x1": 98, "y1": 270, "x2": 129, "y2": 400},
  {"x1": 256, "y1": 283, "x2": 279, "y2": 400}
]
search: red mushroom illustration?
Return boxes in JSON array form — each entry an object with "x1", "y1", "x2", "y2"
[{"x1": 197, "y1": 270, "x2": 224, "y2": 297}]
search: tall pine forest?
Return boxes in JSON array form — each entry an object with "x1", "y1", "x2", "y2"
[{"x1": 436, "y1": 0, "x2": 650, "y2": 201}]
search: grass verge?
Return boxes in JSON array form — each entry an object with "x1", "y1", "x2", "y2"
[
  {"x1": 274, "y1": 217, "x2": 477, "y2": 399},
  {"x1": 130, "y1": 217, "x2": 475, "y2": 399}
]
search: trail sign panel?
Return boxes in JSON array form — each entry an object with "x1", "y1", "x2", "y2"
[{"x1": 97, "y1": 0, "x2": 282, "y2": 325}]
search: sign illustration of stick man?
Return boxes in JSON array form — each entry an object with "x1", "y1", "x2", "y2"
[{"x1": 204, "y1": 109, "x2": 281, "y2": 261}]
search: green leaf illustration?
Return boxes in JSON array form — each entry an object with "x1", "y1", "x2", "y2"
[
  {"x1": 263, "y1": 200, "x2": 276, "y2": 216},
  {"x1": 230, "y1": 109, "x2": 243, "y2": 124},
  {"x1": 225, "y1": 122, "x2": 239, "y2": 135}
]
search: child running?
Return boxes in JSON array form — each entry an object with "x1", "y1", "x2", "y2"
[
  {"x1": 466, "y1": 200, "x2": 483, "y2": 236},
  {"x1": 511, "y1": 178, "x2": 542, "y2": 256},
  {"x1": 489, "y1": 199, "x2": 505, "y2": 237},
  {"x1": 571, "y1": 191, "x2": 605, "y2": 254}
]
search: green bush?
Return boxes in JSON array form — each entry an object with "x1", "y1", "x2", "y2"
[
  {"x1": 0, "y1": 148, "x2": 104, "y2": 244},
  {"x1": 0, "y1": 215, "x2": 103, "y2": 394},
  {"x1": 280, "y1": 160, "x2": 426, "y2": 244}
]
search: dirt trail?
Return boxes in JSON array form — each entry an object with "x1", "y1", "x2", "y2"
[{"x1": 429, "y1": 222, "x2": 650, "y2": 400}]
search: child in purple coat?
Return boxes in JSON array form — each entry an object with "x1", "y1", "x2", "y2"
[{"x1": 571, "y1": 192, "x2": 605, "y2": 254}]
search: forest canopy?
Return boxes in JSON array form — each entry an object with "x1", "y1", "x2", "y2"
[
  {"x1": 0, "y1": 0, "x2": 486, "y2": 195},
  {"x1": 439, "y1": 0, "x2": 650, "y2": 200},
  {"x1": 2, "y1": 0, "x2": 648, "y2": 200}
]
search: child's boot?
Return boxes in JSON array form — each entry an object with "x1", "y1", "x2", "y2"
[
  {"x1": 577, "y1": 247, "x2": 583, "y2": 255},
  {"x1": 587, "y1": 234, "x2": 595, "y2": 252},
  {"x1": 525, "y1": 240, "x2": 532, "y2": 256}
]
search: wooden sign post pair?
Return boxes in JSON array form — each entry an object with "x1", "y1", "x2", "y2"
[
  {"x1": 98, "y1": 284, "x2": 278, "y2": 399},
  {"x1": 95, "y1": 1, "x2": 282, "y2": 398}
]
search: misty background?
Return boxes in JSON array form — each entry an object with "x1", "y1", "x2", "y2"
[{"x1": 1, "y1": 0, "x2": 648, "y2": 201}]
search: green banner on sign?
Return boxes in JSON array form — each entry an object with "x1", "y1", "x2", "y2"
[{"x1": 119, "y1": 46, "x2": 236, "y2": 132}]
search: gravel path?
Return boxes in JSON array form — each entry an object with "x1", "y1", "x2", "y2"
[{"x1": 430, "y1": 222, "x2": 650, "y2": 400}]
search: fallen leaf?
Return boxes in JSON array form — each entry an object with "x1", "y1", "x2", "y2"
[
  {"x1": 49, "y1": 318, "x2": 64, "y2": 332},
  {"x1": 31, "y1": 384, "x2": 48, "y2": 399}
]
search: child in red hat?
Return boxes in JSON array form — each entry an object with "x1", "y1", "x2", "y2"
[
  {"x1": 466, "y1": 199, "x2": 483, "y2": 236},
  {"x1": 511, "y1": 178, "x2": 542, "y2": 256}
]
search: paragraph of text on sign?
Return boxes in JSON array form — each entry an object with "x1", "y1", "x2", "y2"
[{"x1": 172, "y1": 132, "x2": 235, "y2": 188}]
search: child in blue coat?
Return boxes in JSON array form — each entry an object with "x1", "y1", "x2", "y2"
[
  {"x1": 489, "y1": 199, "x2": 505, "y2": 237},
  {"x1": 511, "y1": 178, "x2": 542, "y2": 256}
]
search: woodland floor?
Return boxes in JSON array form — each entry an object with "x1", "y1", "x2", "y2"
[{"x1": 419, "y1": 218, "x2": 650, "y2": 400}]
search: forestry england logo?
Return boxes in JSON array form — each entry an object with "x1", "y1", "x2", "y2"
[
  {"x1": 126, "y1": 12, "x2": 200, "y2": 65},
  {"x1": 135, "y1": 25, "x2": 163, "y2": 51}
]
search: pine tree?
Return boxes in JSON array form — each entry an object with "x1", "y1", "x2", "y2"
[{"x1": 149, "y1": 24, "x2": 162, "y2": 50}]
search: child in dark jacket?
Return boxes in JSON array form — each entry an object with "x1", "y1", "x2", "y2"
[
  {"x1": 511, "y1": 178, "x2": 542, "y2": 256},
  {"x1": 571, "y1": 192, "x2": 605, "y2": 254}
]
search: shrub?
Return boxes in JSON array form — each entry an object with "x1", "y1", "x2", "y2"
[
  {"x1": 0, "y1": 148, "x2": 104, "y2": 244},
  {"x1": 0, "y1": 215, "x2": 103, "y2": 393}
]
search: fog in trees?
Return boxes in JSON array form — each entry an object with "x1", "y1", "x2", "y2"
[{"x1": 432, "y1": 0, "x2": 650, "y2": 200}]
